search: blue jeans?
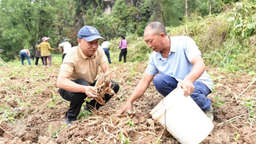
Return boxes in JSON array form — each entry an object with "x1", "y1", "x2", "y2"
[
  {"x1": 153, "y1": 74, "x2": 212, "y2": 111},
  {"x1": 20, "y1": 52, "x2": 31, "y2": 65},
  {"x1": 103, "y1": 48, "x2": 111, "y2": 64}
]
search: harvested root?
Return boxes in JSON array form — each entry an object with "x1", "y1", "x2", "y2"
[{"x1": 94, "y1": 74, "x2": 115, "y2": 105}]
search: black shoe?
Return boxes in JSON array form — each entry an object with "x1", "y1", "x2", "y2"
[
  {"x1": 83, "y1": 105, "x2": 93, "y2": 112},
  {"x1": 65, "y1": 117, "x2": 73, "y2": 125}
]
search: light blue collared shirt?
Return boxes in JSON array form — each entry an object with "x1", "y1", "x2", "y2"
[{"x1": 145, "y1": 36, "x2": 212, "y2": 90}]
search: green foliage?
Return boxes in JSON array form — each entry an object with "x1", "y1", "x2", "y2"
[
  {"x1": 0, "y1": 104, "x2": 17, "y2": 124},
  {"x1": 52, "y1": 0, "x2": 77, "y2": 45},
  {"x1": 213, "y1": 96, "x2": 225, "y2": 106},
  {"x1": 161, "y1": 0, "x2": 186, "y2": 26},
  {"x1": 0, "y1": 0, "x2": 70, "y2": 61},
  {"x1": 135, "y1": 2, "x2": 152, "y2": 36},
  {"x1": 245, "y1": 99, "x2": 256, "y2": 127},
  {"x1": 233, "y1": 132, "x2": 240, "y2": 141},
  {"x1": 110, "y1": 34, "x2": 151, "y2": 63},
  {"x1": 0, "y1": 0, "x2": 255, "y2": 72},
  {"x1": 228, "y1": 2, "x2": 256, "y2": 39},
  {"x1": 111, "y1": 0, "x2": 139, "y2": 35},
  {"x1": 118, "y1": 133, "x2": 131, "y2": 144},
  {"x1": 164, "y1": 0, "x2": 256, "y2": 72},
  {"x1": 248, "y1": 71, "x2": 256, "y2": 77},
  {"x1": 48, "y1": 124, "x2": 65, "y2": 138},
  {"x1": 126, "y1": 118, "x2": 134, "y2": 127},
  {"x1": 47, "y1": 98, "x2": 57, "y2": 108},
  {"x1": 197, "y1": 0, "x2": 237, "y2": 16},
  {"x1": 95, "y1": 0, "x2": 103, "y2": 16},
  {"x1": 245, "y1": 100, "x2": 255, "y2": 118},
  {"x1": 77, "y1": 108, "x2": 92, "y2": 120}
]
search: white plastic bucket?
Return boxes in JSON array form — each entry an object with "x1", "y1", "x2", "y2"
[{"x1": 150, "y1": 88, "x2": 214, "y2": 144}]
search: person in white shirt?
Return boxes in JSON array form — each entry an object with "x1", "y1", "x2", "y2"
[
  {"x1": 101, "y1": 39, "x2": 112, "y2": 64},
  {"x1": 58, "y1": 38, "x2": 72, "y2": 62}
]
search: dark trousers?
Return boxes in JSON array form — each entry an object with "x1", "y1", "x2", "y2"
[
  {"x1": 35, "y1": 57, "x2": 44, "y2": 65},
  {"x1": 153, "y1": 74, "x2": 212, "y2": 111},
  {"x1": 103, "y1": 48, "x2": 111, "y2": 64},
  {"x1": 62, "y1": 53, "x2": 67, "y2": 62},
  {"x1": 58, "y1": 79, "x2": 119, "y2": 121},
  {"x1": 119, "y1": 48, "x2": 127, "y2": 62}
]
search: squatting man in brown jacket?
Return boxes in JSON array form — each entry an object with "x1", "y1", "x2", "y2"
[{"x1": 57, "y1": 25, "x2": 119, "y2": 125}]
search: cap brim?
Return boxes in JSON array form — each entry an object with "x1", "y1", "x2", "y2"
[{"x1": 83, "y1": 35, "x2": 103, "y2": 42}]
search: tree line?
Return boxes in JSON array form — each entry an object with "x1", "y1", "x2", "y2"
[{"x1": 0, "y1": 0, "x2": 239, "y2": 61}]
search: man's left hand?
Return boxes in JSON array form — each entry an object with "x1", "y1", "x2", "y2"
[{"x1": 178, "y1": 80, "x2": 195, "y2": 96}]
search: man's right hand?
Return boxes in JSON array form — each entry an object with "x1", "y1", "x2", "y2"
[
  {"x1": 117, "y1": 102, "x2": 132, "y2": 115},
  {"x1": 85, "y1": 86, "x2": 97, "y2": 98}
]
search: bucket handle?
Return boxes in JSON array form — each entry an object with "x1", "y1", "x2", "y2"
[{"x1": 164, "y1": 109, "x2": 167, "y2": 129}]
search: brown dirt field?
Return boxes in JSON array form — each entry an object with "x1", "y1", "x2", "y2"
[{"x1": 0, "y1": 63, "x2": 255, "y2": 144}]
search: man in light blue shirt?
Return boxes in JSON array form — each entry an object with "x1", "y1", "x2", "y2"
[{"x1": 118, "y1": 21, "x2": 213, "y2": 121}]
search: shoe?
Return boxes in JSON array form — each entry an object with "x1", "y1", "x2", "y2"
[
  {"x1": 83, "y1": 105, "x2": 90, "y2": 111},
  {"x1": 83, "y1": 105, "x2": 94, "y2": 112},
  {"x1": 64, "y1": 117, "x2": 73, "y2": 125},
  {"x1": 83, "y1": 105, "x2": 95, "y2": 112},
  {"x1": 204, "y1": 106, "x2": 214, "y2": 122}
]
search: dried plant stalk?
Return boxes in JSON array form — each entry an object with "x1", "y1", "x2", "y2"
[{"x1": 94, "y1": 72, "x2": 115, "y2": 105}]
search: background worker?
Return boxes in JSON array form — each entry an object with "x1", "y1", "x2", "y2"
[
  {"x1": 118, "y1": 35, "x2": 128, "y2": 63},
  {"x1": 101, "y1": 39, "x2": 112, "y2": 64},
  {"x1": 37, "y1": 37, "x2": 55, "y2": 66},
  {"x1": 34, "y1": 40, "x2": 44, "y2": 66},
  {"x1": 58, "y1": 38, "x2": 72, "y2": 62},
  {"x1": 20, "y1": 49, "x2": 31, "y2": 65}
]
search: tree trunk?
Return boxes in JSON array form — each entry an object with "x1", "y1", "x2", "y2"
[
  {"x1": 209, "y1": 0, "x2": 212, "y2": 15},
  {"x1": 159, "y1": 0, "x2": 166, "y2": 26},
  {"x1": 185, "y1": 0, "x2": 188, "y2": 17}
]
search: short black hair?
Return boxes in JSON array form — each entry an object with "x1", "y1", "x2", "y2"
[
  {"x1": 120, "y1": 35, "x2": 125, "y2": 39},
  {"x1": 145, "y1": 21, "x2": 167, "y2": 35}
]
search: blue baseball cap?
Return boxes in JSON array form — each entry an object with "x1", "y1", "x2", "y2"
[{"x1": 78, "y1": 25, "x2": 103, "y2": 42}]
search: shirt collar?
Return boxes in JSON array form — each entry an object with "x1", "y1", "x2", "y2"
[
  {"x1": 78, "y1": 46, "x2": 96, "y2": 60},
  {"x1": 169, "y1": 36, "x2": 176, "y2": 54},
  {"x1": 156, "y1": 36, "x2": 175, "y2": 60}
]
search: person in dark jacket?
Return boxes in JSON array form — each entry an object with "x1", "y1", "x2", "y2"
[{"x1": 35, "y1": 40, "x2": 44, "y2": 65}]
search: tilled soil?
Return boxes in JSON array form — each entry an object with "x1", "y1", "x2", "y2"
[{"x1": 0, "y1": 63, "x2": 255, "y2": 144}]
